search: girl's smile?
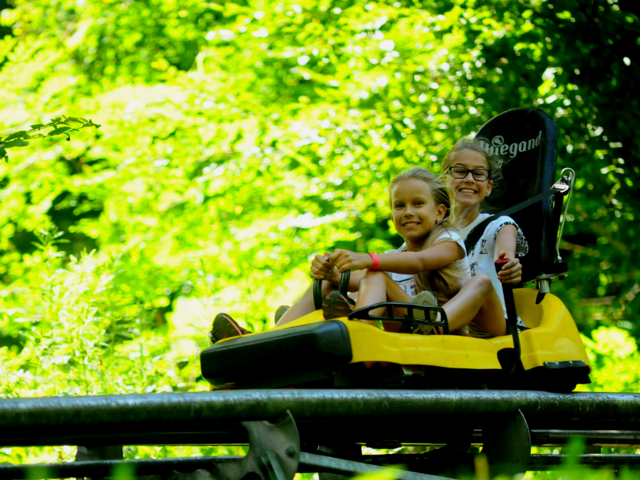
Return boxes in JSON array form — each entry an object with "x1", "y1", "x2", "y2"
[
  {"x1": 447, "y1": 149, "x2": 493, "y2": 211},
  {"x1": 391, "y1": 178, "x2": 446, "y2": 251}
]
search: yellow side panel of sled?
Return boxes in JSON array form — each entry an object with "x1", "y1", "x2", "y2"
[
  {"x1": 274, "y1": 309, "x2": 502, "y2": 370},
  {"x1": 497, "y1": 289, "x2": 591, "y2": 371},
  {"x1": 346, "y1": 320, "x2": 503, "y2": 369},
  {"x1": 271, "y1": 289, "x2": 590, "y2": 372}
]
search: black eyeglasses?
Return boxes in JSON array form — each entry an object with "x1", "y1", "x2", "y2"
[{"x1": 448, "y1": 166, "x2": 490, "y2": 182}]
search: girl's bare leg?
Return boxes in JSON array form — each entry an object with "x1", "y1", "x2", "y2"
[
  {"x1": 441, "y1": 274, "x2": 506, "y2": 336},
  {"x1": 357, "y1": 271, "x2": 412, "y2": 331},
  {"x1": 276, "y1": 280, "x2": 337, "y2": 326}
]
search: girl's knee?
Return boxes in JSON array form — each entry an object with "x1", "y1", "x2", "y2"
[
  {"x1": 360, "y1": 270, "x2": 386, "y2": 286},
  {"x1": 469, "y1": 273, "x2": 492, "y2": 293}
]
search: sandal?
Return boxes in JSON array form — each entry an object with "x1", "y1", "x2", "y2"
[
  {"x1": 322, "y1": 290, "x2": 353, "y2": 320},
  {"x1": 411, "y1": 290, "x2": 438, "y2": 335},
  {"x1": 209, "y1": 313, "x2": 251, "y2": 344}
]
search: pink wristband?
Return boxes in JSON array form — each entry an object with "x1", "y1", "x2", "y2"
[{"x1": 369, "y1": 253, "x2": 380, "y2": 271}]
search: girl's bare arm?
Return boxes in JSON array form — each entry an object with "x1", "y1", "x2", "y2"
[
  {"x1": 495, "y1": 225, "x2": 522, "y2": 284},
  {"x1": 331, "y1": 241, "x2": 463, "y2": 274}
]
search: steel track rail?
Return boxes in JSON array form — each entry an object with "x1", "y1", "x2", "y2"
[
  {"x1": 1, "y1": 390, "x2": 640, "y2": 447},
  {"x1": 530, "y1": 429, "x2": 640, "y2": 447},
  {"x1": 0, "y1": 454, "x2": 452, "y2": 480},
  {"x1": 0, "y1": 453, "x2": 639, "y2": 479},
  {"x1": 0, "y1": 390, "x2": 639, "y2": 478}
]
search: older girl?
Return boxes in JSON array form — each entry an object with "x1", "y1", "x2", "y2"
[{"x1": 441, "y1": 139, "x2": 528, "y2": 335}]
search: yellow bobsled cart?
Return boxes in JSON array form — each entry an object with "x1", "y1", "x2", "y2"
[{"x1": 201, "y1": 108, "x2": 591, "y2": 393}]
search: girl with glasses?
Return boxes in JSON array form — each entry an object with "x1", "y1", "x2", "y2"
[{"x1": 442, "y1": 139, "x2": 529, "y2": 336}]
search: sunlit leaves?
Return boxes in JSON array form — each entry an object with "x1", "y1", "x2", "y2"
[
  {"x1": 579, "y1": 326, "x2": 640, "y2": 393},
  {"x1": 0, "y1": 117, "x2": 99, "y2": 162},
  {"x1": 0, "y1": 0, "x2": 638, "y2": 436}
]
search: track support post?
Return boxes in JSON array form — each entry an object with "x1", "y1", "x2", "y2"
[
  {"x1": 482, "y1": 409, "x2": 531, "y2": 477},
  {"x1": 210, "y1": 410, "x2": 300, "y2": 480}
]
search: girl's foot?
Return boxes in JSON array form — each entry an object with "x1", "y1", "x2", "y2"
[
  {"x1": 411, "y1": 290, "x2": 438, "y2": 335},
  {"x1": 209, "y1": 313, "x2": 251, "y2": 344},
  {"x1": 322, "y1": 291, "x2": 353, "y2": 320}
]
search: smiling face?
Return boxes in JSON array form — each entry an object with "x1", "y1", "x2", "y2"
[
  {"x1": 446, "y1": 148, "x2": 494, "y2": 213},
  {"x1": 390, "y1": 178, "x2": 447, "y2": 250}
]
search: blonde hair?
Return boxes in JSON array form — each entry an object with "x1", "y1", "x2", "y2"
[
  {"x1": 441, "y1": 137, "x2": 505, "y2": 185},
  {"x1": 389, "y1": 168, "x2": 468, "y2": 304}
]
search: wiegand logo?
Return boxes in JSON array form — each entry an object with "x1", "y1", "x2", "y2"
[
  {"x1": 479, "y1": 131, "x2": 543, "y2": 158},
  {"x1": 491, "y1": 136, "x2": 505, "y2": 147}
]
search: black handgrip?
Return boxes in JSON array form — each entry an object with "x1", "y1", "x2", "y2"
[
  {"x1": 495, "y1": 259, "x2": 521, "y2": 375},
  {"x1": 339, "y1": 270, "x2": 350, "y2": 296},
  {"x1": 313, "y1": 279, "x2": 323, "y2": 311},
  {"x1": 312, "y1": 271, "x2": 351, "y2": 311}
]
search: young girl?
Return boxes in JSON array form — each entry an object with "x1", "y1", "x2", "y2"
[
  {"x1": 210, "y1": 167, "x2": 506, "y2": 341},
  {"x1": 441, "y1": 138, "x2": 528, "y2": 334},
  {"x1": 317, "y1": 167, "x2": 506, "y2": 337}
]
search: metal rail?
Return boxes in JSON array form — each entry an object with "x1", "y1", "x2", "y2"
[
  {"x1": 0, "y1": 457, "x2": 243, "y2": 479},
  {"x1": 1, "y1": 453, "x2": 639, "y2": 479},
  {"x1": 530, "y1": 454, "x2": 640, "y2": 469},
  {"x1": 0, "y1": 390, "x2": 638, "y2": 478},
  {"x1": 0, "y1": 454, "x2": 453, "y2": 480},
  {"x1": 530, "y1": 430, "x2": 640, "y2": 447},
  {"x1": 2, "y1": 390, "x2": 640, "y2": 429}
]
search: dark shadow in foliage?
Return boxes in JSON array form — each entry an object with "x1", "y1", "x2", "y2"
[
  {"x1": 0, "y1": 330, "x2": 25, "y2": 352},
  {"x1": 60, "y1": 149, "x2": 107, "y2": 176},
  {"x1": 9, "y1": 227, "x2": 39, "y2": 255},
  {"x1": 46, "y1": 192, "x2": 102, "y2": 256}
]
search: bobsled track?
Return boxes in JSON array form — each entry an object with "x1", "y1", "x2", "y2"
[{"x1": 0, "y1": 390, "x2": 639, "y2": 479}]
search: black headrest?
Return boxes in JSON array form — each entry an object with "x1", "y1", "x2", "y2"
[{"x1": 476, "y1": 108, "x2": 559, "y2": 283}]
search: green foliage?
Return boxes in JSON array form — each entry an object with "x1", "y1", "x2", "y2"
[
  {"x1": 0, "y1": 116, "x2": 99, "y2": 162},
  {"x1": 0, "y1": 0, "x2": 639, "y2": 471},
  {"x1": 578, "y1": 326, "x2": 640, "y2": 393},
  {"x1": 0, "y1": 229, "x2": 206, "y2": 397},
  {"x1": 526, "y1": 439, "x2": 640, "y2": 480}
]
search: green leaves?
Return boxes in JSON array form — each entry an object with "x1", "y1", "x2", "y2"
[
  {"x1": 0, "y1": 116, "x2": 99, "y2": 161},
  {"x1": 47, "y1": 127, "x2": 71, "y2": 136},
  {"x1": 0, "y1": 0, "x2": 637, "y2": 416},
  {"x1": 0, "y1": 0, "x2": 637, "y2": 469},
  {"x1": 0, "y1": 140, "x2": 29, "y2": 148}
]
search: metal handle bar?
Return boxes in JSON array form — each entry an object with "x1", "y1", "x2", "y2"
[
  {"x1": 555, "y1": 168, "x2": 576, "y2": 262},
  {"x1": 349, "y1": 302, "x2": 449, "y2": 335}
]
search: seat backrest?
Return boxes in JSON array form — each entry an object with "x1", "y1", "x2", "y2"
[{"x1": 476, "y1": 108, "x2": 559, "y2": 284}]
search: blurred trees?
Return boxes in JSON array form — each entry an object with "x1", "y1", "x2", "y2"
[
  {"x1": 0, "y1": 0, "x2": 638, "y2": 411},
  {"x1": 460, "y1": 0, "x2": 640, "y2": 335}
]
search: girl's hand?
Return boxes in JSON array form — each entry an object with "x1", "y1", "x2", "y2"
[
  {"x1": 496, "y1": 253, "x2": 522, "y2": 284},
  {"x1": 310, "y1": 253, "x2": 341, "y2": 285},
  {"x1": 331, "y1": 249, "x2": 374, "y2": 272}
]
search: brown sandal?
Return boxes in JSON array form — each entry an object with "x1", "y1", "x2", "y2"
[
  {"x1": 209, "y1": 313, "x2": 251, "y2": 343},
  {"x1": 322, "y1": 291, "x2": 353, "y2": 320}
]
